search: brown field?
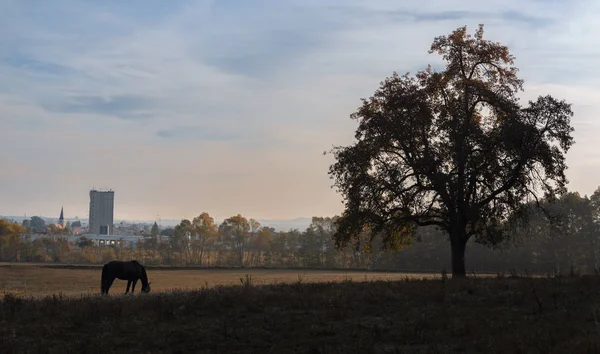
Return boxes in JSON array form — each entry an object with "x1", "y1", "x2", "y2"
[{"x1": 0, "y1": 263, "x2": 442, "y2": 297}]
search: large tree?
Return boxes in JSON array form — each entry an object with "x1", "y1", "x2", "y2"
[{"x1": 328, "y1": 25, "x2": 574, "y2": 277}]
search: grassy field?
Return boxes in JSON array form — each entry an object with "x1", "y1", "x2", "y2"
[
  {"x1": 0, "y1": 263, "x2": 436, "y2": 297},
  {"x1": 1, "y1": 264, "x2": 597, "y2": 353}
]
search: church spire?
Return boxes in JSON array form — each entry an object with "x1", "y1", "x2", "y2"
[{"x1": 59, "y1": 206, "x2": 66, "y2": 228}]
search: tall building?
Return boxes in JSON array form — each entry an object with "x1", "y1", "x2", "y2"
[{"x1": 89, "y1": 189, "x2": 114, "y2": 235}]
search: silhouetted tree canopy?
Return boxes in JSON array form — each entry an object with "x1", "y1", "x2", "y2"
[
  {"x1": 151, "y1": 222, "x2": 159, "y2": 237},
  {"x1": 76, "y1": 236, "x2": 95, "y2": 249},
  {"x1": 29, "y1": 216, "x2": 46, "y2": 231},
  {"x1": 328, "y1": 24, "x2": 575, "y2": 277}
]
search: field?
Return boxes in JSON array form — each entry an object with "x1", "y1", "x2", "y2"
[
  {"x1": 1, "y1": 264, "x2": 599, "y2": 353},
  {"x1": 0, "y1": 263, "x2": 431, "y2": 297}
]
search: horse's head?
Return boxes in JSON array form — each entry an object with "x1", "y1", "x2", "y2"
[{"x1": 142, "y1": 282, "x2": 152, "y2": 293}]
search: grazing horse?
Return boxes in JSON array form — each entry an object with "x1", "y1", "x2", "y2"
[{"x1": 101, "y1": 260, "x2": 152, "y2": 295}]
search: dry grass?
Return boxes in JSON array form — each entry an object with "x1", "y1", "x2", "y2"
[
  {"x1": 1, "y1": 264, "x2": 597, "y2": 353},
  {"x1": 0, "y1": 263, "x2": 435, "y2": 297}
]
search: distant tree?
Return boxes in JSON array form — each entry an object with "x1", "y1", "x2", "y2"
[
  {"x1": 0, "y1": 219, "x2": 24, "y2": 261},
  {"x1": 144, "y1": 222, "x2": 159, "y2": 250},
  {"x1": 29, "y1": 216, "x2": 46, "y2": 232},
  {"x1": 298, "y1": 227, "x2": 323, "y2": 267},
  {"x1": 219, "y1": 214, "x2": 251, "y2": 266},
  {"x1": 172, "y1": 219, "x2": 192, "y2": 265},
  {"x1": 515, "y1": 192, "x2": 598, "y2": 273},
  {"x1": 328, "y1": 25, "x2": 575, "y2": 277},
  {"x1": 190, "y1": 212, "x2": 218, "y2": 266},
  {"x1": 157, "y1": 236, "x2": 173, "y2": 265},
  {"x1": 589, "y1": 188, "x2": 600, "y2": 270},
  {"x1": 71, "y1": 220, "x2": 82, "y2": 228},
  {"x1": 266, "y1": 229, "x2": 300, "y2": 266},
  {"x1": 309, "y1": 217, "x2": 340, "y2": 267},
  {"x1": 252, "y1": 226, "x2": 274, "y2": 266},
  {"x1": 19, "y1": 233, "x2": 35, "y2": 262},
  {"x1": 246, "y1": 219, "x2": 262, "y2": 266},
  {"x1": 39, "y1": 237, "x2": 71, "y2": 262},
  {"x1": 161, "y1": 227, "x2": 175, "y2": 237},
  {"x1": 552, "y1": 193, "x2": 596, "y2": 269},
  {"x1": 76, "y1": 236, "x2": 95, "y2": 249}
]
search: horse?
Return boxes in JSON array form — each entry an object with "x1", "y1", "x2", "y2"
[{"x1": 101, "y1": 260, "x2": 152, "y2": 295}]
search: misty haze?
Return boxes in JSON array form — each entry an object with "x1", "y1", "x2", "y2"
[{"x1": 1, "y1": 1, "x2": 600, "y2": 353}]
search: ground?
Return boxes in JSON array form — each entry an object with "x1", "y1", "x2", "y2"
[
  {"x1": 1, "y1": 264, "x2": 598, "y2": 353},
  {"x1": 0, "y1": 263, "x2": 429, "y2": 297}
]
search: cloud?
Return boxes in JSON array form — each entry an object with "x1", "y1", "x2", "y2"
[
  {"x1": 199, "y1": 29, "x2": 325, "y2": 78},
  {"x1": 185, "y1": 1, "x2": 343, "y2": 79},
  {"x1": 326, "y1": 7, "x2": 554, "y2": 26},
  {"x1": 43, "y1": 95, "x2": 155, "y2": 120},
  {"x1": 500, "y1": 11, "x2": 553, "y2": 26},
  {"x1": 156, "y1": 126, "x2": 246, "y2": 142},
  {"x1": 1, "y1": 0, "x2": 600, "y2": 221},
  {"x1": 1, "y1": 55, "x2": 76, "y2": 77}
]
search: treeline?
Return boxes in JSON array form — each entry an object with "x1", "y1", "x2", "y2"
[{"x1": 2, "y1": 189, "x2": 600, "y2": 273}]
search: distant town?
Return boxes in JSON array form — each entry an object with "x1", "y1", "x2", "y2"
[{"x1": 1, "y1": 189, "x2": 313, "y2": 250}]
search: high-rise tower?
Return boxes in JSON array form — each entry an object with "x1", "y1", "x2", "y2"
[{"x1": 88, "y1": 189, "x2": 114, "y2": 235}]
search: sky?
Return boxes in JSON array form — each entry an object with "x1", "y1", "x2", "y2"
[{"x1": 1, "y1": 0, "x2": 600, "y2": 222}]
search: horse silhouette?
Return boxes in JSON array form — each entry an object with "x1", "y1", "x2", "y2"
[{"x1": 101, "y1": 260, "x2": 152, "y2": 295}]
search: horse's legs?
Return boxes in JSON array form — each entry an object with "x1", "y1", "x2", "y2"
[
  {"x1": 101, "y1": 276, "x2": 110, "y2": 295},
  {"x1": 125, "y1": 280, "x2": 132, "y2": 294},
  {"x1": 131, "y1": 279, "x2": 138, "y2": 294},
  {"x1": 103, "y1": 277, "x2": 115, "y2": 295}
]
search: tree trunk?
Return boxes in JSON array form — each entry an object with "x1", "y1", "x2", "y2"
[{"x1": 450, "y1": 237, "x2": 467, "y2": 278}]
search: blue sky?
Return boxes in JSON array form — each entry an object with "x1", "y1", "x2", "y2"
[{"x1": 1, "y1": 0, "x2": 600, "y2": 221}]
